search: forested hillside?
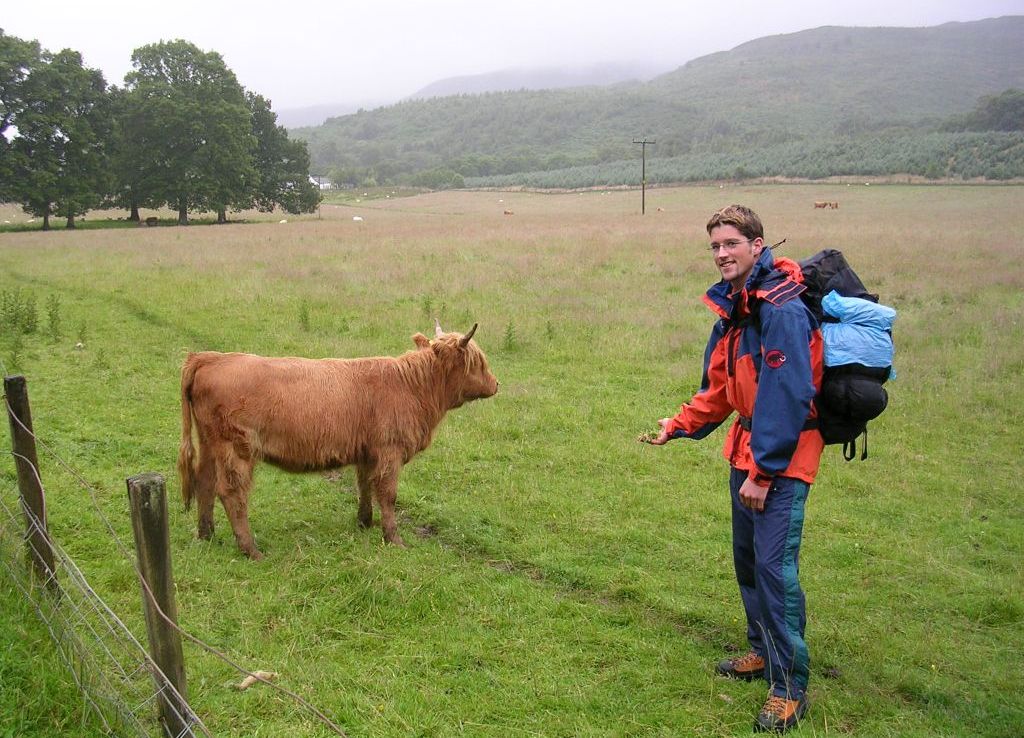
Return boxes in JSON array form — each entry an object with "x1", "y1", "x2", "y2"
[{"x1": 293, "y1": 16, "x2": 1024, "y2": 188}]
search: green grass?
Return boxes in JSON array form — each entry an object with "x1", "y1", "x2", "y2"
[
  {"x1": 0, "y1": 574, "x2": 108, "y2": 736},
  {"x1": 0, "y1": 184, "x2": 1022, "y2": 736}
]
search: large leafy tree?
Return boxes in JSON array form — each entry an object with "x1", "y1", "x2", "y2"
[
  {"x1": 47, "y1": 51, "x2": 111, "y2": 227},
  {"x1": 247, "y1": 92, "x2": 320, "y2": 214},
  {"x1": 106, "y1": 85, "x2": 158, "y2": 221},
  {"x1": 122, "y1": 40, "x2": 256, "y2": 224},
  {"x1": 0, "y1": 30, "x2": 42, "y2": 203},
  {"x1": 6, "y1": 47, "x2": 110, "y2": 229}
]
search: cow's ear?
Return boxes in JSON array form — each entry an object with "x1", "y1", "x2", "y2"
[{"x1": 412, "y1": 333, "x2": 431, "y2": 350}]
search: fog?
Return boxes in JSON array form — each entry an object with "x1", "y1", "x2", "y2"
[{"x1": 4, "y1": 0, "x2": 1022, "y2": 113}]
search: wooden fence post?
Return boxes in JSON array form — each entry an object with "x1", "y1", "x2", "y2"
[
  {"x1": 126, "y1": 472, "x2": 191, "y2": 737},
  {"x1": 4, "y1": 375, "x2": 57, "y2": 588}
]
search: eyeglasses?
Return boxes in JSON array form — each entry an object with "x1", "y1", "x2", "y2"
[{"x1": 708, "y1": 238, "x2": 753, "y2": 253}]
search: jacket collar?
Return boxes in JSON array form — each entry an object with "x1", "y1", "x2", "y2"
[{"x1": 702, "y1": 248, "x2": 777, "y2": 319}]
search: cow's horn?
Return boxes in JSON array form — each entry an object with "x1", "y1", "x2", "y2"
[
  {"x1": 434, "y1": 318, "x2": 444, "y2": 338},
  {"x1": 459, "y1": 323, "x2": 478, "y2": 347}
]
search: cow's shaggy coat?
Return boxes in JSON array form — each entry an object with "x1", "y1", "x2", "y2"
[{"x1": 178, "y1": 324, "x2": 498, "y2": 559}]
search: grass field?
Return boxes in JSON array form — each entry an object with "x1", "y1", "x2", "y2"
[{"x1": 1, "y1": 184, "x2": 1022, "y2": 737}]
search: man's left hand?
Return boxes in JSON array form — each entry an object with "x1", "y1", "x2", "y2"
[{"x1": 739, "y1": 477, "x2": 770, "y2": 511}]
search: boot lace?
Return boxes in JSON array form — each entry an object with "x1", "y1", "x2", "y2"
[
  {"x1": 734, "y1": 652, "x2": 763, "y2": 668},
  {"x1": 762, "y1": 695, "x2": 789, "y2": 717}
]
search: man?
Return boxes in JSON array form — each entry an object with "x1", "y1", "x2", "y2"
[{"x1": 644, "y1": 205, "x2": 824, "y2": 733}]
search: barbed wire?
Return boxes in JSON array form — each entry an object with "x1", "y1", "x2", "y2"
[{"x1": 2, "y1": 385, "x2": 349, "y2": 737}]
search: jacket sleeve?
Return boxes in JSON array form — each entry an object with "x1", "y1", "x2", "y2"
[
  {"x1": 665, "y1": 319, "x2": 734, "y2": 440},
  {"x1": 748, "y1": 300, "x2": 817, "y2": 481}
]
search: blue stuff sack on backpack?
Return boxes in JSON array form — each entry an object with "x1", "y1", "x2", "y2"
[{"x1": 820, "y1": 291, "x2": 897, "y2": 378}]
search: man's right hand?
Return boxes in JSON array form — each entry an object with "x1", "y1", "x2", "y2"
[{"x1": 639, "y1": 418, "x2": 672, "y2": 445}]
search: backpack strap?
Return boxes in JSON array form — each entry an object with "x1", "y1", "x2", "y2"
[{"x1": 843, "y1": 429, "x2": 869, "y2": 461}]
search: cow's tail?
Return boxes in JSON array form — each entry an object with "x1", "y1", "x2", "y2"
[{"x1": 178, "y1": 353, "x2": 199, "y2": 511}]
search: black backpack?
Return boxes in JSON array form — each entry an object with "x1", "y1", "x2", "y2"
[{"x1": 796, "y1": 249, "x2": 892, "y2": 461}]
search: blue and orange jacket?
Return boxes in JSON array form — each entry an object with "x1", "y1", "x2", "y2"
[{"x1": 664, "y1": 249, "x2": 825, "y2": 486}]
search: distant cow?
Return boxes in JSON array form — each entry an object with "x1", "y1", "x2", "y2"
[
  {"x1": 178, "y1": 322, "x2": 499, "y2": 559},
  {"x1": 813, "y1": 201, "x2": 828, "y2": 209},
  {"x1": 830, "y1": 201, "x2": 839, "y2": 209},
  {"x1": 503, "y1": 209, "x2": 514, "y2": 215}
]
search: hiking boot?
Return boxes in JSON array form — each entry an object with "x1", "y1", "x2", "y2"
[
  {"x1": 754, "y1": 692, "x2": 808, "y2": 733},
  {"x1": 715, "y1": 651, "x2": 765, "y2": 681}
]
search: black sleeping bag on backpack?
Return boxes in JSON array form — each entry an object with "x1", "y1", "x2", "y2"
[{"x1": 816, "y1": 363, "x2": 890, "y2": 446}]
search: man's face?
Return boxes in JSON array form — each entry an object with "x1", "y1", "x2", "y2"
[{"x1": 709, "y1": 224, "x2": 763, "y2": 291}]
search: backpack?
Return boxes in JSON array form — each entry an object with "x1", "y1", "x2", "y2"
[{"x1": 795, "y1": 249, "x2": 895, "y2": 461}]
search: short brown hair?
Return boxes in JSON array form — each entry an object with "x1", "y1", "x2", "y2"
[{"x1": 706, "y1": 205, "x2": 764, "y2": 241}]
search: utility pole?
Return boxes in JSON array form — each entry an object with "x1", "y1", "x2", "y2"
[{"x1": 632, "y1": 138, "x2": 655, "y2": 214}]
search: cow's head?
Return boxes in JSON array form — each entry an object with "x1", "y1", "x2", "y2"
[{"x1": 426, "y1": 320, "x2": 499, "y2": 406}]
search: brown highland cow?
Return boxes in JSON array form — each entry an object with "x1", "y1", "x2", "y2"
[{"x1": 178, "y1": 322, "x2": 498, "y2": 559}]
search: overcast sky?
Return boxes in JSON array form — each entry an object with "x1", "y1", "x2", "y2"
[{"x1": 4, "y1": 0, "x2": 1023, "y2": 111}]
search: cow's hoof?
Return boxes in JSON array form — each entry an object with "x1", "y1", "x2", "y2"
[
  {"x1": 385, "y1": 536, "x2": 408, "y2": 549},
  {"x1": 357, "y1": 515, "x2": 373, "y2": 529},
  {"x1": 245, "y1": 549, "x2": 264, "y2": 561}
]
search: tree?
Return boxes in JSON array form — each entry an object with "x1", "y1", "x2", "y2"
[
  {"x1": 409, "y1": 168, "x2": 464, "y2": 190},
  {"x1": 106, "y1": 85, "x2": 157, "y2": 221},
  {"x1": 48, "y1": 51, "x2": 111, "y2": 227},
  {"x1": 247, "y1": 93, "x2": 320, "y2": 214},
  {"x1": 0, "y1": 30, "x2": 42, "y2": 203},
  {"x1": 122, "y1": 40, "x2": 255, "y2": 224},
  {"x1": 941, "y1": 89, "x2": 1024, "y2": 133},
  {"x1": 6, "y1": 48, "x2": 111, "y2": 229}
]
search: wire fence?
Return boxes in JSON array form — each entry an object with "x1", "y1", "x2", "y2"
[
  {"x1": 0, "y1": 476, "x2": 209, "y2": 737},
  {"x1": 1, "y1": 375, "x2": 348, "y2": 737}
]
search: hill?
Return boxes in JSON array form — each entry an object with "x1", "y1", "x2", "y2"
[
  {"x1": 648, "y1": 18, "x2": 1024, "y2": 135},
  {"x1": 276, "y1": 100, "x2": 391, "y2": 129},
  {"x1": 406, "y1": 62, "x2": 671, "y2": 100},
  {"x1": 292, "y1": 16, "x2": 1024, "y2": 188},
  {"x1": 277, "y1": 63, "x2": 670, "y2": 128}
]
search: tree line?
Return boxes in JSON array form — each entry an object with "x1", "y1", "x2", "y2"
[
  {"x1": 464, "y1": 131, "x2": 1024, "y2": 189},
  {"x1": 0, "y1": 32, "x2": 319, "y2": 229}
]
